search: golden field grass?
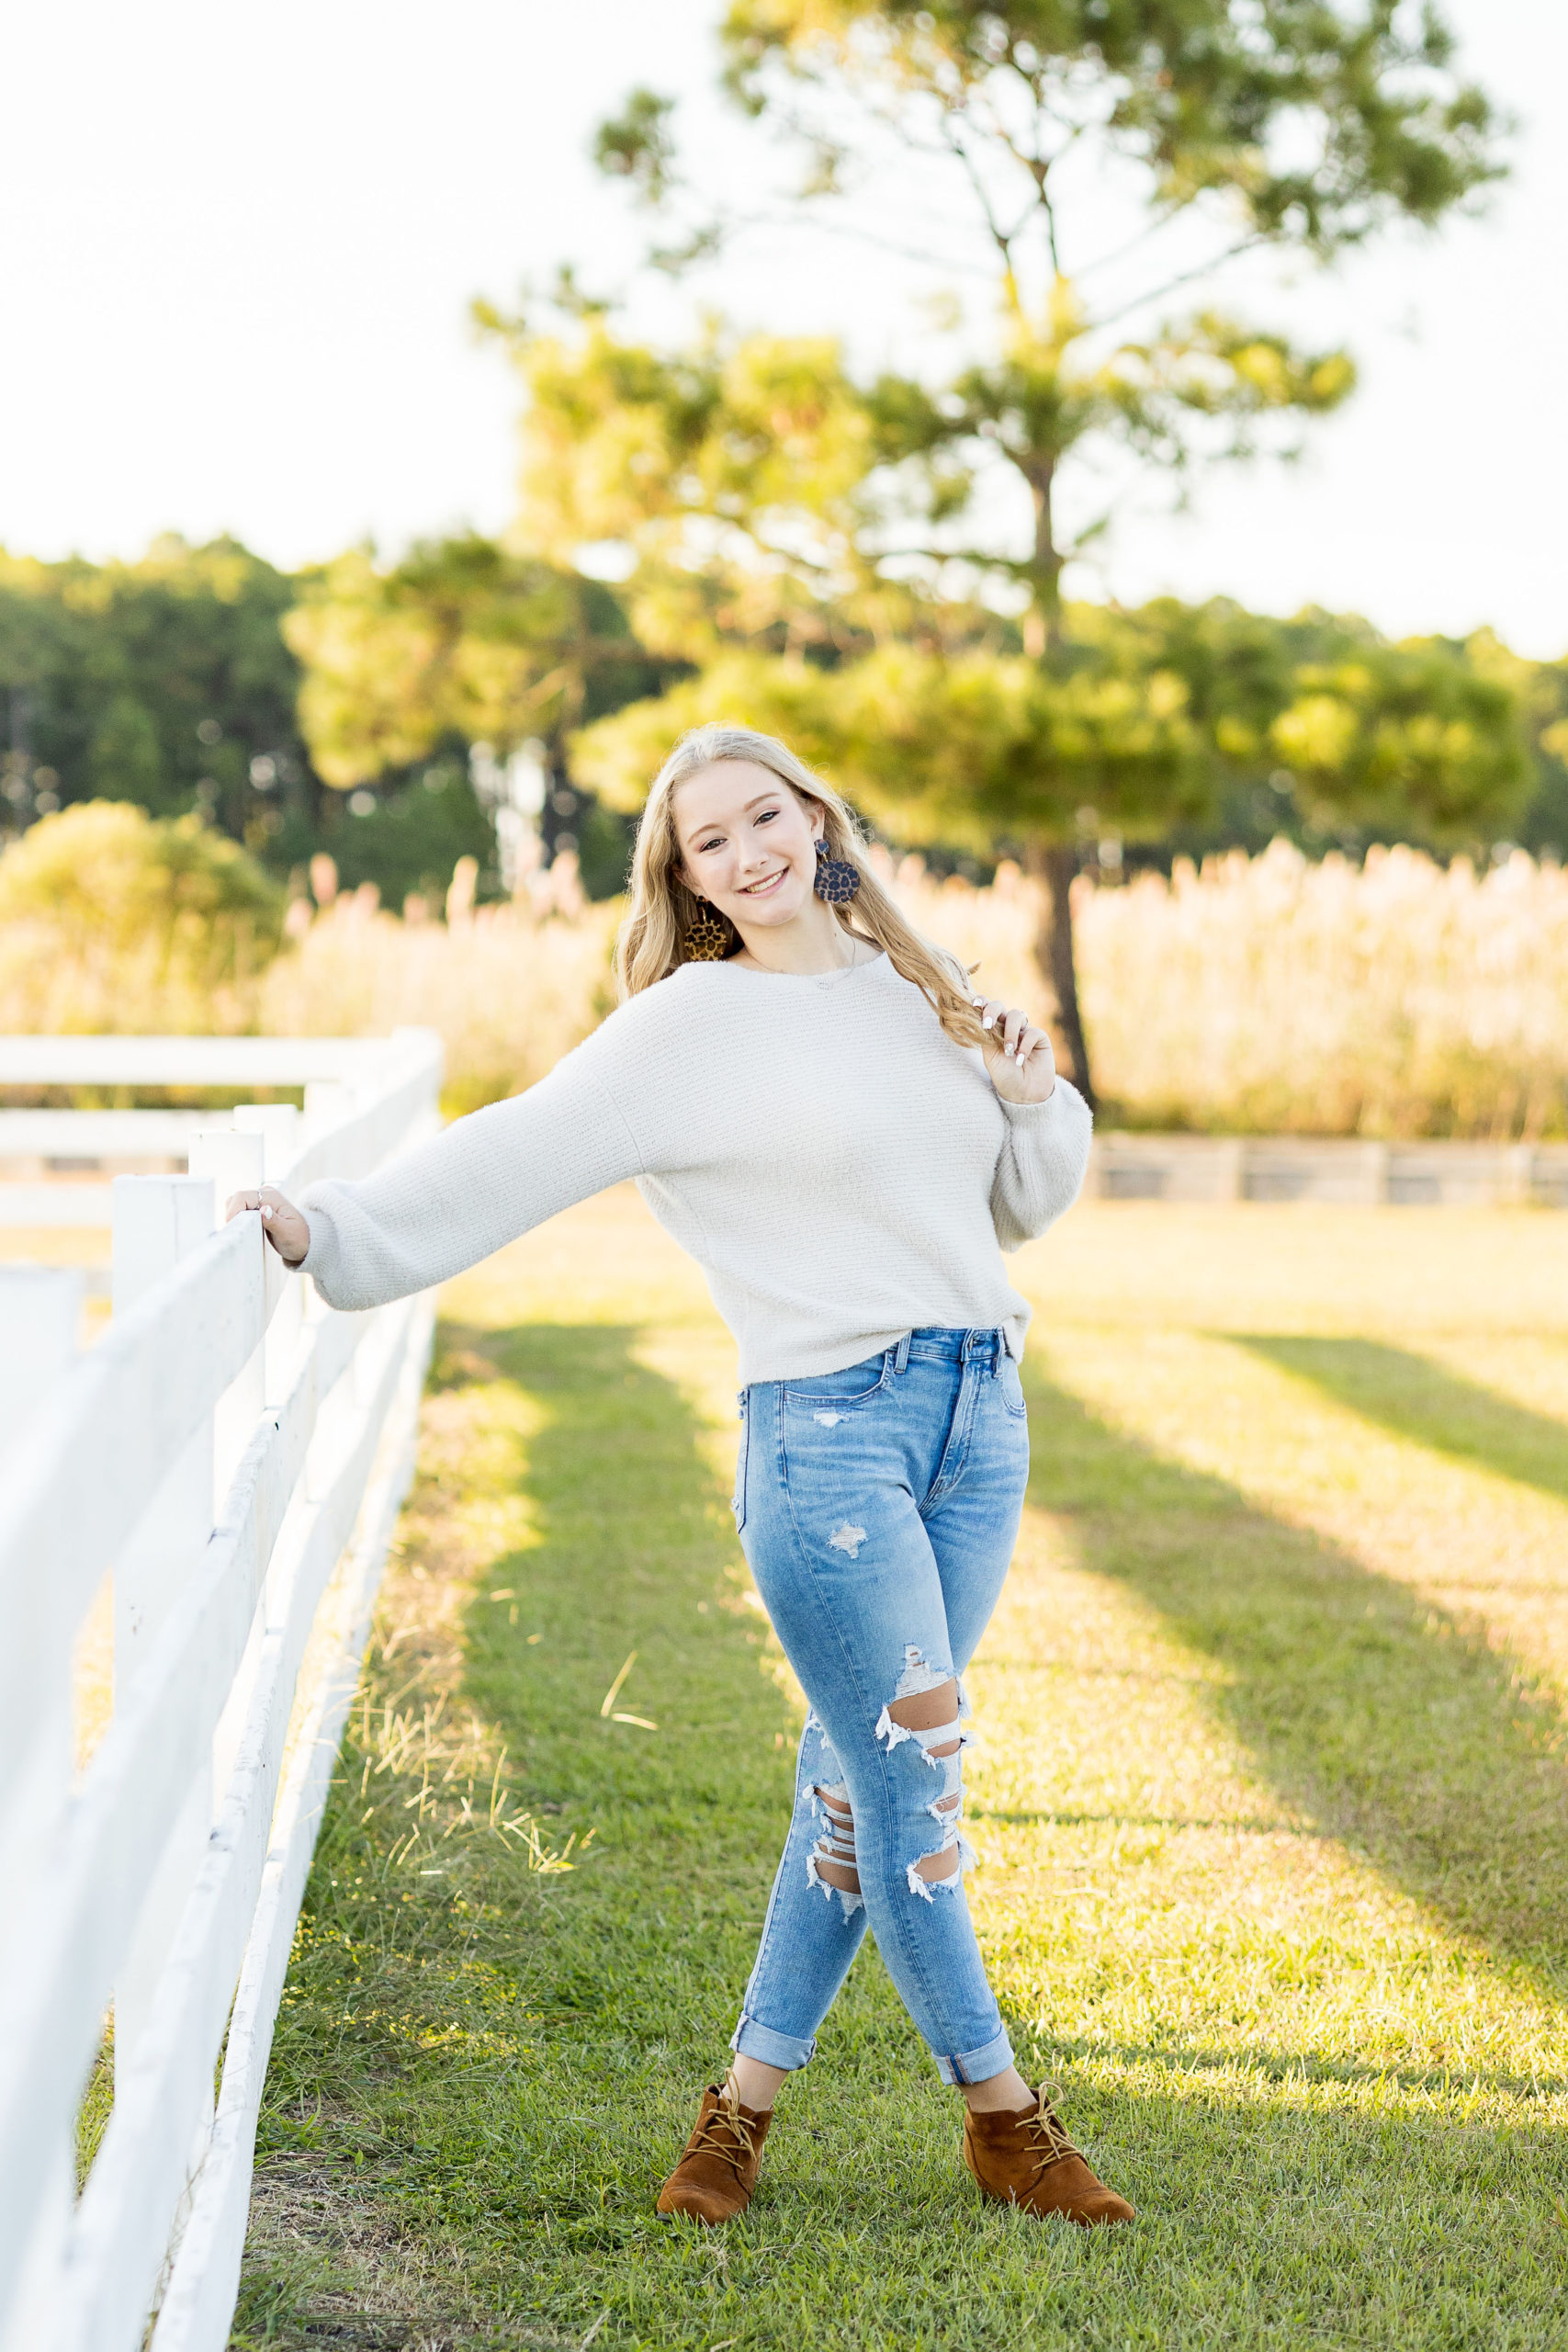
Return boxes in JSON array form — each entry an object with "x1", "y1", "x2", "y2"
[
  {"x1": 235, "y1": 1190, "x2": 1568, "y2": 2350},
  {"x1": 258, "y1": 888, "x2": 623, "y2": 1119},
  {"x1": 9, "y1": 838, "x2": 1568, "y2": 1136}
]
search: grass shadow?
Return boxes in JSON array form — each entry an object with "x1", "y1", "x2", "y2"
[
  {"x1": 1022, "y1": 1366, "x2": 1568, "y2": 1984},
  {"x1": 246, "y1": 1317, "x2": 939, "y2": 2343},
  {"x1": 441, "y1": 1316, "x2": 831, "y2": 2062},
  {"x1": 1238, "y1": 1334, "x2": 1568, "y2": 1512},
  {"x1": 238, "y1": 1314, "x2": 1568, "y2": 2350}
]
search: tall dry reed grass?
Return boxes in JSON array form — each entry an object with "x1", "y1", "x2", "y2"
[
  {"x1": 6, "y1": 836, "x2": 1567, "y2": 1137},
  {"x1": 259, "y1": 887, "x2": 622, "y2": 1117},
  {"x1": 874, "y1": 842, "x2": 1568, "y2": 1138},
  {"x1": 1074, "y1": 841, "x2": 1568, "y2": 1138}
]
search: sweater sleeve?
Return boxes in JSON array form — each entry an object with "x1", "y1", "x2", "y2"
[
  {"x1": 297, "y1": 1052, "x2": 645, "y2": 1310},
  {"x1": 988, "y1": 1078, "x2": 1093, "y2": 1250}
]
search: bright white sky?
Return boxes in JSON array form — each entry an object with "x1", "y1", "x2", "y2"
[{"x1": 5, "y1": 1, "x2": 1564, "y2": 653}]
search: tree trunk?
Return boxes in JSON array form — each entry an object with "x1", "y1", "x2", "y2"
[
  {"x1": 1025, "y1": 838, "x2": 1095, "y2": 1109},
  {"x1": 1019, "y1": 458, "x2": 1093, "y2": 1099}
]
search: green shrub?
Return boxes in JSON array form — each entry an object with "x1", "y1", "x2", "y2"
[{"x1": 0, "y1": 800, "x2": 283, "y2": 1033}]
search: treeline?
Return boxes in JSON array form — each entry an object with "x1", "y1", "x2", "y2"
[
  {"x1": 6, "y1": 0, "x2": 1553, "y2": 1108},
  {"x1": 0, "y1": 536, "x2": 651, "y2": 909},
  {"x1": 5, "y1": 527, "x2": 1567, "y2": 900}
]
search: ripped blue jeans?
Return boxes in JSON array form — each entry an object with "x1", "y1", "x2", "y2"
[{"x1": 730, "y1": 1327, "x2": 1030, "y2": 2086}]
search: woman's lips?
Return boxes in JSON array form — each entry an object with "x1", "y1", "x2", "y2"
[{"x1": 739, "y1": 868, "x2": 788, "y2": 897}]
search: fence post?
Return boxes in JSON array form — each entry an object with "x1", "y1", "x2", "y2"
[
  {"x1": 187, "y1": 1133, "x2": 267, "y2": 1498},
  {"x1": 186, "y1": 1134, "x2": 273, "y2": 1822},
  {"x1": 234, "y1": 1106, "x2": 306, "y2": 1402},
  {"x1": 0, "y1": 1036, "x2": 440, "y2": 2352},
  {"x1": 232, "y1": 1103, "x2": 300, "y2": 1179},
  {"x1": 1504, "y1": 1143, "x2": 1535, "y2": 1207},
  {"x1": 303, "y1": 1078, "x2": 355, "y2": 1126},
  {"x1": 0, "y1": 1266, "x2": 86, "y2": 2352},
  {"x1": 111, "y1": 1175, "x2": 220, "y2": 2086},
  {"x1": 0, "y1": 1266, "x2": 85, "y2": 1914}
]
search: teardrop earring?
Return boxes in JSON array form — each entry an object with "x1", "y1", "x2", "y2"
[{"x1": 814, "y1": 838, "x2": 862, "y2": 905}]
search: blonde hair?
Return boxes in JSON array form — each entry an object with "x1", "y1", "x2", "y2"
[{"x1": 615, "y1": 723, "x2": 984, "y2": 1050}]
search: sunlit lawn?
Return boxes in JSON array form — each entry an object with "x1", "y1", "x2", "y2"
[{"x1": 235, "y1": 1191, "x2": 1568, "y2": 2350}]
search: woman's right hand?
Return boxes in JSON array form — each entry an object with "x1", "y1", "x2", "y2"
[{"x1": 225, "y1": 1185, "x2": 311, "y2": 1266}]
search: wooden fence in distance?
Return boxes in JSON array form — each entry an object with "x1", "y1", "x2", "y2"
[
  {"x1": 1089, "y1": 1132, "x2": 1568, "y2": 1205},
  {"x1": 0, "y1": 1031, "x2": 444, "y2": 2352}
]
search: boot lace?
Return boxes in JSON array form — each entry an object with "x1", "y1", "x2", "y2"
[
  {"x1": 691, "y1": 2093, "x2": 761, "y2": 2176},
  {"x1": 1019, "y1": 2094, "x2": 1081, "y2": 2179}
]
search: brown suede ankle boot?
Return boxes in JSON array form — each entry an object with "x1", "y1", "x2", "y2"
[
  {"x1": 963, "y1": 2086, "x2": 1134, "y2": 2225},
  {"x1": 656, "y1": 2082, "x2": 773, "y2": 2224}
]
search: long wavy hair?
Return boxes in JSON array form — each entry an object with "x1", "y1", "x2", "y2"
[{"x1": 615, "y1": 724, "x2": 985, "y2": 1050}]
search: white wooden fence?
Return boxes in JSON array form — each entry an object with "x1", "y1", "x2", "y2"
[
  {"x1": 0, "y1": 1031, "x2": 445, "y2": 2352},
  {"x1": 1089, "y1": 1131, "x2": 1568, "y2": 1206}
]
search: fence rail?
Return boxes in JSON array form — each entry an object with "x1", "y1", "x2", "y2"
[
  {"x1": 1089, "y1": 1132, "x2": 1568, "y2": 1207},
  {"x1": 0, "y1": 1030, "x2": 444, "y2": 2352}
]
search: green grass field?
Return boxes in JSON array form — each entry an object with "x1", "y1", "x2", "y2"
[{"x1": 233, "y1": 1191, "x2": 1568, "y2": 2351}]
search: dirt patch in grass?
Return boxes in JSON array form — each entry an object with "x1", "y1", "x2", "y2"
[{"x1": 237, "y1": 2135, "x2": 580, "y2": 2350}]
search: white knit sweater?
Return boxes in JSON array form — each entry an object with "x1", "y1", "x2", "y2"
[{"x1": 299, "y1": 952, "x2": 1092, "y2": 1384}]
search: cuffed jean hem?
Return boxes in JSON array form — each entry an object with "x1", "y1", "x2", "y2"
[
  {"x1": 932, "y1": 2027, "x2": 1015, "y2": 2087},
  {"x1": 730, "y1": 2013, "x2": 817, "y2": 2072}
]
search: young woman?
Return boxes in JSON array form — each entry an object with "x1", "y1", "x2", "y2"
[{"x1": 229, "y1": 725, "x2": 1133, "y2": 2230}]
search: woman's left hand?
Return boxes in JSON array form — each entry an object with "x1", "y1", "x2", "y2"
[{"x1": 972, "y1": 996, "x2": 1056, "y2": 1104}]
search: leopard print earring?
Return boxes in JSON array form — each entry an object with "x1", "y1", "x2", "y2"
[
  {"x1": 814, "y1": 837, "x2": 862, "y2": 904},
  {"x1": 684, "y1": 898, "x2": 736, "y2": 960}
]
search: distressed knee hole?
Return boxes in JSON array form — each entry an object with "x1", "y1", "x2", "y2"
[
  {"x1": 906, "y1": 1824, "x2": 976, "y2": 1901},
  {"x1": 811, "y1": 1856, "x2": 861, "y2": 1892},
  {"x1": 886, "y1": 1675, "x2": 960, "y2": 1735},
  {"x1": 807, "y1": 1781, "x2": 862, "y2": 1905},
  {"x1": 874, "y1": 1653, "x2": 975, "y2": 1762},
  {"x1": 872, "y1": 1649, "x2": 978, "y2": 1903},
  {"x1": 912, "y1": 1845, "x2": 962, "y2": 1883}
]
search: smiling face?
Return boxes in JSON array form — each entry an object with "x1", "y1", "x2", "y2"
[{"x1": 672, "y1": 759, "x2": 825, "y2": 935}]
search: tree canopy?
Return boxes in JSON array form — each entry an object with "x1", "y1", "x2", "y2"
[
  {"x1": 0, "y1": 532, "x2": 661, "y2": 910},
  {"x1": 0, "y1": 536, "x2": 309, "y2": 844},
  {"x1": 284, "y1": 535, "x2": 657, "y2": 787},
  {"x1": 598, "y1": 0, "x2": 1502, "y2": 633},
  {"x1": 565, "y1": 0, "x2": 1507, "y2": 1095}
]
